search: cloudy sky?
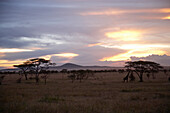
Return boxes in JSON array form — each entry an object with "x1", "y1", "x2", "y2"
[{"x1": 0, "y1": 0, "x2": 170, "y2": 68}]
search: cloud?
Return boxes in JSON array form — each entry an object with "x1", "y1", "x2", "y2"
[
  {"x1": 49, "y1": 53, "x2": 80, "y2": 65},
  {"x1": 162, "y1": 16, "x2": 170, "y2": 19},
  {"x1": 0, "y1": 59, "x2": 26, "y2": 68},
  {"x1": 70, "y1": 46, "x2": 125, "y2": 65},
  {"x1": 105, "y1": 30, "x2": 142, "y2": 41},
  {"x1": 99, "y1": 43, "x2": 170, "y2": 62},
  {"x1": 87, "y1": 43, "x2": 102, "y2": 47},
  {"x1": 42, "y1": 53, "x2": 79, "y2": 60},
  {"x1": 80, "y1": 8, "x2": 170, "y2": 16},
  {"x1": 0, "y1": 48, "x2": 34, "y2": 53},
  {"x1": 130, "y1": 54, "x2": 170, "y2": 66},
  {"x1": 0, "y1": 0, "x2": 170, "y2": 68}
]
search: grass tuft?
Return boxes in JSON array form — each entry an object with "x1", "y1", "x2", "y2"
[
  {"x1": 121, "y1": 89, "x2": 142, "y2": 92},
  {"x1": 39, "y1": 95, "x2": 65, "y2": 103}
]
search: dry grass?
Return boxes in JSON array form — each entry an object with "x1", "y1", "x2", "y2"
[{"x1": 0, "y1": 72, "x2": 170, "y2": 113}]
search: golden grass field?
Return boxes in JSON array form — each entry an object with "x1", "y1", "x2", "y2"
[{"x1": 0, "y1": 71, "x2": 170, "y2": 113}]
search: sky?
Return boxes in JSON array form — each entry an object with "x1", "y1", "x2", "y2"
[{"x1": 0, "y1": 0, "x2": 170, "y2": 68}]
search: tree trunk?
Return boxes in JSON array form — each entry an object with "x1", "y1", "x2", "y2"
[
  {"x1": 24, "y1": 73, "x2": 28, "y2": 80},
  {"x1": 139, "y1": 72, "x2": 143, "y2": 82},
  {"x1": 123, "y1": 71, "x2": 130, "y2": 82},
  {"x1": 35, "y1": 66, "x2": 39, "y2": 83},
  {"x1": 45, "y1": 78, "x2": 46, "y2": 85},
  {"x1": 152, "y1": 72, "x2": 155, "y2": 79},
  {"x1": 35, "y1": 74, "x2": 39, "y2": 83}
]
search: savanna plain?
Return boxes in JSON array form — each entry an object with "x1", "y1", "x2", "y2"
[{"x1": 0, "y1": 71, "x2": 170, "y2": 113}]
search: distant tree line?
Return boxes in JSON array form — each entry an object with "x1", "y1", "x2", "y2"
[{"x1": 1, "y1": 59, "x2": 170, "y2": 85}]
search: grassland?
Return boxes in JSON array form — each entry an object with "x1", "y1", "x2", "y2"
[{"x1": 0, "y1": 72, "x2": 170, "y2": 113}]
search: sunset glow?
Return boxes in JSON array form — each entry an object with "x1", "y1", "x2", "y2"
[
  {"x1": 160, "y1": 8, "x2": 170, "y2": 13},
  {"x1": 80, "y1": 10, "x2": 124, "y2": 16},
  {"x1": 100, "y1": 49, "x2": 166, "y2": 61},
  {"x1": 80, "y1": 8, "x2": 170, "y2": 16},
  {"x1": 0, "y1": 0, "x2": 170, "y2": 68},
  {"x1": 105, "y1": 30, "x2": 141, "y2": 41},
  {"x1": 0, "y1": 60, "x2": 26, "y2": 68},
  {"x1": 0, "y1": 53, "x2": 79, "y2": 68},
  {"x1": 99, "y1": 43, "x2": 169, "y2": 62},
  {"x1": 41, "y1": 53, "x2": 79, "y2": 60},
  {"x1": 162, "y1": 16, "x2": 170, "y2": 19},
  {"x1": 88, "y1": 43, "x2": 102, "y2": 47},
  {"x1": 100, "y1": 44, "x2": 170, "y2": 50},
  {"x1": 53, "y1": 53, "x2": 79, "y2": 58}
]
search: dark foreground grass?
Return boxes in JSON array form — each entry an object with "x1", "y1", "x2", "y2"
[{"x1": 0, "y1": 72, "x2": 170, "y2": 113}]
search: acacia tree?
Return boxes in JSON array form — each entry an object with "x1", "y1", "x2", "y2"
[
  {"x1": 28, "y1": 58, "x2": 50, "y2": 83},
  {"x1": 14, "y1": 61, "x2": 33, "y2": 81},
  {"x1": 125, "y1": 61, "x2": 162, "y2": 82},
  {"x1": 14, "y1": 58, "x2": 51, "y2": 83}
]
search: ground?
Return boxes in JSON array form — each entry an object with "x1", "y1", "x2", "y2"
[{"x1": 0, "y1": 72, "x2": 170, "y2": 113}]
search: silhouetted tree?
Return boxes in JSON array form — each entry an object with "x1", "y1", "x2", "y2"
[
  {"x1": 67, "y1": 70, "x2": 92, "y2": 83},
  {"x1": 40, "y1": 70, "x2": 49, "y2": 85},
  {"x1": 60, "y1": 69, "x2": 67, "y2": 79},
  {"x1": 164, "y1": 69, "x2": 167, "y2": 75},
  {"x1": 125, "y1": 61, "x2": 162, "y2": 82},
  {"x1": 0, "y1": 75, "x2": 5, "y2": 85},
  {"x1": 14, "y1": 58, "x2": 51, "y2": 83},
  {"x1": 129, "y1": 71, "x2": 135, "y2": 82},
  {"x1": 123, "y1": 70, "x2": 130, "y2": 82},
  {"x1": 67, "y1": 73, "x2": 76, "y2": 83},
  {"x1": 14, "y1": 62, "x2": 32, "y2": 80},
  {"x1": 146, "y1": 72, "x2": 150, "y2": 79},
  {"x1": 76, "y1": 70, "x2": 89, "y2": 82},
  {"x1": 28, "y1": 58, "x2": 50, "y2": 83}
]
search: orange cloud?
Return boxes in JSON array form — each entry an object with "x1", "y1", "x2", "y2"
[
  {"x1": 80, "y1": 8, "x2": 170, "y2": 16},
  {"x1": 41, "y1": 53, "x2": 79, "y2": 60},
  {"x1": 100, "y1": 44, "x2": 170, "y2": 61},
  {"x1": 162, "y1": 16, "x2": 170, "y2": 19},
  {"x1": 105, "y1": 30, "x2": 142, "y2": 41},
  {"x1": 30, "y1": 47, "x2": 46, "y2": 50},
  {"x1": 87, "y1": 43, "x2": 102, "y2": 47},
  {"x1": 53, "y1": 53, "x2": 79, "y2": 58},
  {"x1": 0, "y1": 53, "x2": 5, "y2": 57},
  {"x1": 0, "y1": 53, "x2": 79, "y2": 68},
  {"x1": 99, "y1": 44, "x2": 170, "y2": 62},
  {"x1": 100, "y1": 49, "x2": 166, "y2": 61},
  {"x1": 0, "y1": 60, "x2": 26, "y2": 68},
  {"x1": 104, "y1": 44, "x2": 170, "y2": 50},
  {"x1": 80, "y1": 10, "x2": 124, "y2": 16},
  {"x1": 159, "y1": 8, "x2": 170, "y2": 13}
]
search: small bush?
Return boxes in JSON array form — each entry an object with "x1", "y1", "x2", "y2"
[
  {"x1": 130, "y1": 96, "x2": 140, "y2": 101},
  {"x1": 39, "y1": 95, "x2": 65, "y2": 103},
  {"x1": 153, "y1": 93, "x2": 170, "y2": 99},
  {"x1": 121, "y1": 89, "x2": 142, "y2": 92}
]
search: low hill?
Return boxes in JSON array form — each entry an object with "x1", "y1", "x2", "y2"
[
  {"x1": 50, "y1": 63, "x2": 123, "y2": 71},
  {"x1": 0, "y1": 63, "x2": 124, "y2": 72},
  {"x1": 58, "y1": 63, "x2": 83, "y2": 69}
]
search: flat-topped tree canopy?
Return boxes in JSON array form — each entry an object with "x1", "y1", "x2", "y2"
[
  {"x1": 13, "y1": 60, "x2": 35, "y2": 80},
  {"x1": 13, "y1": 58, "x2": 51, "y2": 82},
  {"x1": 28, "y1": 58, "x2": 50, "y2": 65},
  {"x1": 125, "y1": 61, "x2": 163, "y2": 82},
  {"x1": 125, "y1": 61, "x2": 162, "y2": 70},
  {"x1": 14, "y1": 58, "x2": 50, "y2": 68},
  {"x1": 14, "y1": 64, "x2": 32, "y2": 68},
  {"x1": 14, "y1": 62, "x2": 34, "y2": 68}
]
